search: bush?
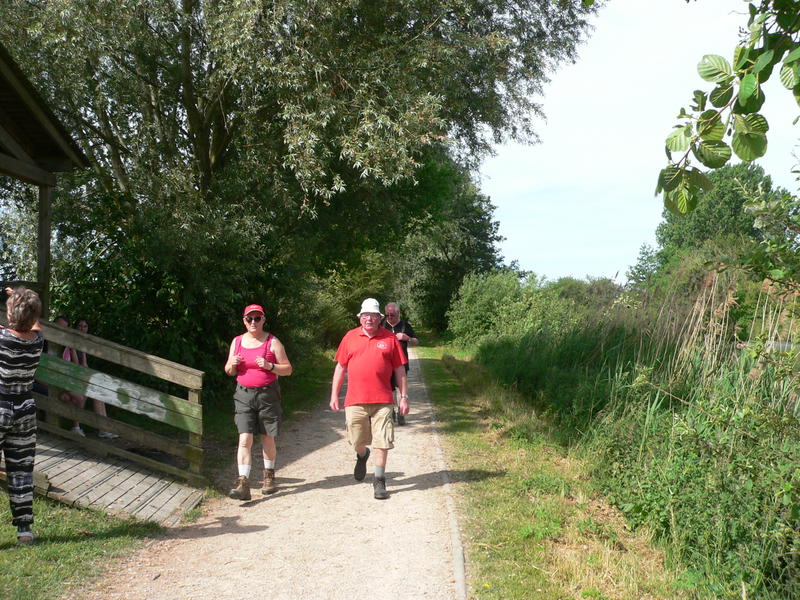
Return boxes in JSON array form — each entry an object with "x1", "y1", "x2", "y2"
[{"x1": 446, "y1": 270, "x2": 526, "y2": 347}]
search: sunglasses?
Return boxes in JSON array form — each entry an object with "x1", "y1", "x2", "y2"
[{"x1": 245, "y1": 315, "x2": 263, "y2": 324}]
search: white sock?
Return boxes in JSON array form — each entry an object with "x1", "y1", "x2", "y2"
[
  {"x1": 264, "y1": 459, "x2": 275, "y2": 469},
  {"x1": 374, "y1": 465, "x2": 385, "y2": 478},
  {"x1": 238, "y1": 464, "x2": 251, "y2": 478}
]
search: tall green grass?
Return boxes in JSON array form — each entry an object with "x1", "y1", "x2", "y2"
[
  {"x1": 583, "y1": 281, "x2": 800, "y2": 599},
  {"x1": 453, "y1": 270, "x2": 800, "y2": 598}
]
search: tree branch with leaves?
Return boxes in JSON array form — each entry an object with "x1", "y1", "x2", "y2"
[{"x1": 657, "y1": 0, "x2": 800, "y2": 215}]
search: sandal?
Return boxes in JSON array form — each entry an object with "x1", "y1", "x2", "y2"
[{"x1": 16, "y1": 529, "x2": 36, "y2": 545}]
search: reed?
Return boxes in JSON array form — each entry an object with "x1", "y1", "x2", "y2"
[{"x1": 463, "y1": 269, "x2": 800, "y2": 598}]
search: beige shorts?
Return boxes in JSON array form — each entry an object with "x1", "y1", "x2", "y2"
[{"x1": 345, "y1": 404, "x2": 394, "y2": 450}]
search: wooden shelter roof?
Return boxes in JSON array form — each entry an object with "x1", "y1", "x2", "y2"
[{"x1": 0, "y1": 42, "x2": 88, "y2": 186}]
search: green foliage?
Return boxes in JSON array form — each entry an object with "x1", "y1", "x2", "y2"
[
  {"x1": 658, "y1": 0, "x2": 800, "y2": 215},
  {"x1": 444, "y1": 249, "x2": 800, "y2": 595},
  {"x1": 392, "y1": 159, "x2": 503, "y2": 332},
  {"x1": 625, "y1": 243, "x2": 661, "y2": 290},
  {"x1": 745, "y1": 186, "x2": 800, "y2": 289},
  {"x1": 587, "y1": 344, "x2": 800, "y2": 598},
  {"x1": 634, "y1": 164, "x2": 779, "y2": 332},
  {"x1": 447, "y1": 270, "x2": 628, "y2": 427},
  {"x1": 0, "y1": 0, "x2": 592, "y2": 387},
  {"x1": 543, "y1": 276, "x2": 622, "y2": 309},
  {"x1": 310, "y1": 250, "x2": 396, "y2": 348},
  {"x1": 446, "y1": 270, "x2": 528, "y2": 347},
  {"x1": 423, "y1": 345, "x2": 686, "y2": 598},
  {"x1": 655, "y1": 163, "x2": 771, "y2": 253},
  {"x1": 474, "y1": 315, "x2": 633, "y2": 428},
  {"x1": 0, "y1": 182, "x2": 38, "y2": 280},
  {"x1": 1, "y1": 0, "x2": 597, "y2": 201},
  {"x1": 626, "y1": 236, "x2": 764, "y2": 343}
]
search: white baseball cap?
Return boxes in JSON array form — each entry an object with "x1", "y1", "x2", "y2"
[{"x1": 357, "y1": 298, "x2": 383, "y2": 316}]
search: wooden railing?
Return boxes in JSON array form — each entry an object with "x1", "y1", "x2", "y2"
[{"x1": 3, "y1": 316, "x2": 206, "y2": 486}]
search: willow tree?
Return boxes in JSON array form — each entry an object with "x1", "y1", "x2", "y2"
[
  {"x1": 3, "y1": 0, "x2": 595, "y2": 201},
  {"x1": 0, "y1": 0, "x2": 596, "y2": 371}
]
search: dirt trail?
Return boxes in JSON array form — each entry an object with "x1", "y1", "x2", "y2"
[{"x1": 73, "y1": 352, "x2": 466, "y2": 600}]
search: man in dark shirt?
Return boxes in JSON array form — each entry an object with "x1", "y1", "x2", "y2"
[{"x1": 383, "y1": 302, "x2": 418, "y2": 425}]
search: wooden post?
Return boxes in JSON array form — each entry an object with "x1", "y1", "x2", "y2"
[
  {"x1": 37, "y1": 184, "x2": 53, "y2": 319},
  {"x1": 188, "y1": 388, "x2": 203, "y2": 475}
]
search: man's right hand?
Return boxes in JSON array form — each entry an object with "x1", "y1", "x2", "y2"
[
  {"x1": 329, "y1": 397, "x2": 340, "y2": 411},
  {"x1": 398, "y1": 396, "x2": 410, "y2": 416}
]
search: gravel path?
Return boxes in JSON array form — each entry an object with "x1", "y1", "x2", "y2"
[{"x1": 74, "y1": 352, "x2": 466, "y2": 600}]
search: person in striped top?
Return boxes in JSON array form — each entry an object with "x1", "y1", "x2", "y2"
[{"x1": 0, "y1": 286, "x2": 44, "y2": 545}]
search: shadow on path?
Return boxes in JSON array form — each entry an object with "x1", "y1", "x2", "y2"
[
  {"x1": 165, "y1": 515, "x2": 269, "y2": 540},
  {"x1": 227, "y1": 467, "x2": 504, "y2": 506}
]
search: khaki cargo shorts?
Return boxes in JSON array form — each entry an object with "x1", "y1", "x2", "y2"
[{"x1": 345, "y1": 404, "x2": 394, "y2": 450}]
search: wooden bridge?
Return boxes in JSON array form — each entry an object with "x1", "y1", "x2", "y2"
[
  {"x1": 1, "y1": 313, "x2": 207, "y2": 526},
  {"x1": 29, "y1": 434, "x2": 204, "y2": 526}
]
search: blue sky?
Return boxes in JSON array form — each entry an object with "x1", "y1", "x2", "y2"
[{"x1": 479, "y1": 0, "x2": 799, "y2": 282}]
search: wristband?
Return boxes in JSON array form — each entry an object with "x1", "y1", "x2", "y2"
[
  {"x1": 400, "y1": 394, "x2": 409, "y2": 399},
  {"x1": 268, "y1": 362, "x2": 274, "y2": 371}
]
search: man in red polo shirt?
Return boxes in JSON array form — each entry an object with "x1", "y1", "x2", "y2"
[{"x1": 330, "y1": 298, "x2": 409, "y2": 499}]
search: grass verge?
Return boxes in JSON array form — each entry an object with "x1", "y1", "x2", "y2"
[
  {"x1": 416, "y1": 345, "x2": 689, "y2": 600},
  {"x1": 0, "y1": 494, "x2": 161, "y2": 600}
]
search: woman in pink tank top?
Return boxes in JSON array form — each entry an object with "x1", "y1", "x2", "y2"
[{"x1": 224, "y1": 304, "x2": 292, "y2": 501}]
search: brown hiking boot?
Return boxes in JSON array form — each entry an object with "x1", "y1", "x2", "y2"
[
  {"x1": 262, "y1": 468, "x2": 277, "y2": 495},
  {"x1": 229, "y1": 476, "x2": 251, "y2": 501}
]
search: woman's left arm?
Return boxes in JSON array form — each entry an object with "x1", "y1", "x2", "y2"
[{"x1": 269, "y1": 338, "x2": 293, "y2": 376}]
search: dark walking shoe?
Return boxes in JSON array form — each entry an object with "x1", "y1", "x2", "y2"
[
  {"x1": 229, "y1": 476, "x2": 251, "y2": 501},
  {"x1": 373, "y1": 476, "x2": 389, "y2": 499},
  {"x1": 354, "y1": 447, "x2": 370, "y2": 481},
  {"x1": 262, "y1": 468, "x2": 277, "y2": 495}
]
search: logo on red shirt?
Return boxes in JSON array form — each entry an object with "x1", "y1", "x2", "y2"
[{"x1": 377, "y1": 341, "x2": 389, "y2": 350}]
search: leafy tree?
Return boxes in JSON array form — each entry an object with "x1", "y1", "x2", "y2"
[
  {"x1": 390, "y1": 159, "x2": 503, "y2": 332},
  {"x1": 625, "y1": 244, "x2": 660, "y2": 289},
  {"x1": 544, "y1": 276, "x2": 622, "y2": 308},
  {"x1": 2, "y1": 0, "x2": 597, "y2": 203},
  {"x1": 655, "y1": 163, "x2": 773, "y2": 252},
  {"x1": 0, "y1": 0, "x2": 597, "y2": 381},
  {"x1": 636, "y1": 164, "x2": 783, "y2": 296},
  {"x1": 447, "y1": 270, "x2": 525, "y2": 346},
  {"x1": 0, "y1": 182, "x2": 37, "y2": 281},
  {"x1": 743, "y1": 186, "x2": 800, "y2": 287},
  {"x1": 656, "y1": 0, "x2": 800, "y2": 215}
]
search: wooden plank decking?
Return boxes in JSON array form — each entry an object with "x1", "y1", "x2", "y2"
[{"x1": 3, "y1": 432, "x2": 205, "y2": 527}]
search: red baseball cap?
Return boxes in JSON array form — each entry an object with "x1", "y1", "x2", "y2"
[{"x1": 243, "y1": 304, "x2": 265, "y2": 316}]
